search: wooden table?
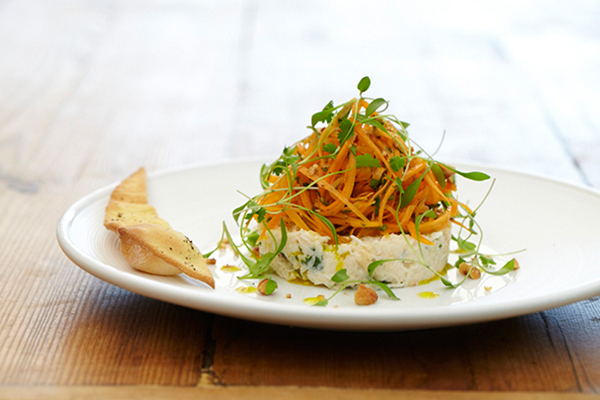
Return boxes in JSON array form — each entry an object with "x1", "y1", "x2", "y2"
[{"x1": 1, "y1": 1, "x2": 599, "y2": 398}]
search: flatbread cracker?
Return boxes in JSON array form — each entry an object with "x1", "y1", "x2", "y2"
[
  {"x1": 118, "y1": 224, "x2": 215, "y2": 288},
  {"x1": 103, "y1": 168, "x2": 215, "y2": 287},
  {"x1": 104, "y1": 168, "x2": 169, "y2": 233}
]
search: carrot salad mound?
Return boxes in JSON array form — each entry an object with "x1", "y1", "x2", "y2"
[
  {"x1": 214, "y1": 77, "x2": 518, "y2": 304},
  {"x1": 257, "y1": 95, "x2": 458, "y2": 244}
]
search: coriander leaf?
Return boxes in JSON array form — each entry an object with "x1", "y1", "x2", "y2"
[
  {"x1": 389, "y1": 156, "x2": 406, "y2": 172},
  {"x1": 244, "y1": 201, "x2": 266, "y2": 223},
  {"x1": 322, "y1": 143, "x2": 337, "y2": 154},
  {"x1": 245, "y1": 230, "x2": 260, "y2": 248},
  {"x1": 355, "y1": 154, "x2": 382, "y2": 168},
  {"x1": 265, "y1": 278, "x2": 278, "y2": 294},
  {"x1": 357, "y1": 76, "x2": 371, "y2": 93},
  {"x1": 350, "y1": 145, "x2": 357, "y2": 156},
  {"x1": 365, "y1": 98, "x2": 387, "y2": 116},
  {"x1": 479, "y1": 254, "x2": 496, "y2": 267},
  {"x1": 331, "y1": 269, "x2": 349, "y2": 283},
  {"x1": 256, "y1": 207, "x2": 266, "y2": 223},
  {"x1": 338, "y1": 118, "x2": 354, "y2": 145},
  {"x1": 244, "y1": 253, "x2": 273, "y2": 278},
  {"x1": 314, "y1": 299, "x2": 328, "y2": 307},
  {"x1": 311, "y1": 103, "x2": 335, "y2": 127}
]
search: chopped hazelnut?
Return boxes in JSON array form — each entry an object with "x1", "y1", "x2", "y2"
[
  {"x1": 308, "y1": 163, "x2": 320, "y2": 176},
  {"x1": 459, "y1": 262, "x2": 481, "y2": 279},
  {"x1": 257, "y1": 278, "x2": 270, "y2": 295},
  {"x1": 354, "y1": 284, "x2": 378, "y2": 306}
]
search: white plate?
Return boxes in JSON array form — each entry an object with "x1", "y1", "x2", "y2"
[{"x1": 57, "y1": 159, "x2": 600, "y2": 331}]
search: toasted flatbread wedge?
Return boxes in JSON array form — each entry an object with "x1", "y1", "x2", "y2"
[
  {"x1": 103, "y1": 168, "x2": 215, "y2": 287},
  {"x1": 118, "y1": 224, "x2": 215, "y2": 288},
  {"x1": 104, "y1": 168, "x2": 170, "y2": 233}
]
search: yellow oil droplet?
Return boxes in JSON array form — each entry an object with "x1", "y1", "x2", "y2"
[
  {"x1": 303, "y1": 295, "x2": 326, "y2": 305},
  {"x1": 221, "y1": 265, "x2": 241, "y2": 272},
  {"x1": 418, "y1": 263, "x2": 452, "y2": 286},
  {"x1": 418, "y1": 291, "x2": 440, "y2": 299},
  {"x1": 324, "y1": 245, "x2": 348, "y2": 271},
  {"x1": 288, "y1": 277, "x2": 314, "y2": 286},
  {"x1": 235, "y1": 286, "x2": 257, "y2": 294}
]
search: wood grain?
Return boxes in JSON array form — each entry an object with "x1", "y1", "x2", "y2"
[
  {"x1": 1, "y1": 387, "x2": 598, "y2": 400},
  {"x1": 0, "y1": 0, "x2": 599, "y2": 393},
  {"x1": 0, "y1": 191, "x2": 210, "y2": 385},
  {"x1": 210, "y1": 313, "x2": 600, "y2": 391}
]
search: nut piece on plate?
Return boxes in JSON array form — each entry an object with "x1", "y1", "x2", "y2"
[
  {"x1": 459, "y1": 262, "x2": 481, "y2": 279},
  {"x1": 118, "y1": 223, "x2": 214, "y2": 289},
  {"x1": 257, "y1": 278, "x2": 269, "y2": 295},
  {"x1": 103, "y1": 168, "x2": 215, "y2": 288},
  {"x1": 354, "y1": 283, "x2": 378, "y2": 306},
  {"x1": 512, "y1": 258, "x2": 520, "y2": 270}
]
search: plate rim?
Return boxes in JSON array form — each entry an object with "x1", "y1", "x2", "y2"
[{"x1": 56, "y1": 158, "x2": 600, "y2": 330}]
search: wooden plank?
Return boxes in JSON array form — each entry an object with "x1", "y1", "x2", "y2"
[
  {"x1": 1, "y1": 0, "x2": 599, "y2": 391},
  {"x1": 210, "y1": 313, "x2": 599, "y2": 391},
  {"x1": 1, "y1": 386, "x2": 598, "y2": 400},
  {"x1": 0, "y1": 188, "x2": 212, "y2": 385},
  {"x1": 543, "y1": 300, "x2": 600, "y2": 393}
]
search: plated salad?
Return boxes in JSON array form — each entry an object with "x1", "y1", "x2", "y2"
[{"x1": 215, "y1": 77, "x2": 517, "y2": 306}]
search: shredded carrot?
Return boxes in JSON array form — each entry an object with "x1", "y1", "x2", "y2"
[{"x1": 256, "y1": 98, "x2": 459, "y2": 243}]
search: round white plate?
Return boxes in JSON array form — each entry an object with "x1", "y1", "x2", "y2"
[{"x1": 57, "y1": 159, "x2": 600, "y2": 330}]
